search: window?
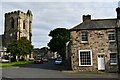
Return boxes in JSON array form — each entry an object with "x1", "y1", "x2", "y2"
[
  {"x1": 110, "y1": 53, "x2": 117, "y2": 65},
  {"x1": 29, "y1": 21, "x2": 32, "y2": 27},
  {"x1": 23, "y1": 20, "x2": 25, "y2": 29},
  {"x1": 81, "y1": 32, "x2": 88, "y2": 43},
  {"x1": 29, "y1": 21, "x2": 31, "y2": 32},
  {"x1": 108, "y1": 32, "x2": 115, "y2": 42},
  {"x1": 79, "y1": 50, "x2": 92, "y2": 66},
  {"x1": 11, "y1": 17, "x2": 14, "y2": 28}
]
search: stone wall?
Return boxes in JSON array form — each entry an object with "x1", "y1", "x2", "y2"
[{"x1": 70, "y1": 29, "x2": 118, "y2": 72}]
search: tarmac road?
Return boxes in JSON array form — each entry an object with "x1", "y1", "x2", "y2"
[{"x1": 1, "y1": 60, "x2": 119, "y2": 79}]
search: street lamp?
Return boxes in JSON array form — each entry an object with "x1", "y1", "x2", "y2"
[{"x1": 9, "y1": 33, "x2": 13, "y2": 62}]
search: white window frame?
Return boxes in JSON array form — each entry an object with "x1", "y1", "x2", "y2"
[
  {"x1": 110, "y1": 53, "x2": 117, "y2": 65},
  {"x1": 108, "y1": 32, "x2": 115, "y2": 42},
  {"x1": 78, "y1": 50, "x2": 93, "y2": 66},
  {"x1": 81, "y1": 32, "x2": 88, "y2": 43}
]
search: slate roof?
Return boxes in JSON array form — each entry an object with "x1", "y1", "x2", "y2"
[{"x1": 70, "y1": 18, "x2": 117, "y2": 30}]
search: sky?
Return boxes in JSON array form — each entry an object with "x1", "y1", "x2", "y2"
[{"x1": 0, "y1": 0, "x2": 119, "y2": 48}]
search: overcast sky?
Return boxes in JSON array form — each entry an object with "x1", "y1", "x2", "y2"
[{"x1": 0, "y1": 0, "x2": 119, "y2": 48}]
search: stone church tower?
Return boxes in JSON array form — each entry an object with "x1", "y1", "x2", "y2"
[{"x1": 4, "y1": 10, "x2": 32, "y2": 47}]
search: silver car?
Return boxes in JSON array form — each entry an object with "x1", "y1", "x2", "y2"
[{"x1": 55, "y1": 58, "x2": 62, "y2": 65}]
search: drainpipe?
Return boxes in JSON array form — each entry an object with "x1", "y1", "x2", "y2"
[
  {"x1": 116, "y1": 7, "x2": 120, "y2": 73},
  {"x1": 116, "y1": 27, "x2": 120, "y2": 73}
]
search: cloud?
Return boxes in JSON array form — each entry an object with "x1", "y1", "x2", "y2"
[{"x1": 1, "y1": 2, "x2": 118, "y2": 48}]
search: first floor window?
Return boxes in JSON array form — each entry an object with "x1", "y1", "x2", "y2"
[
  {"x1": 81, "y1": 32, "x2": 88, "y2": 42},
  {"x1": 79, "y1": 50, "x2": 92, "y2": 66},
  {"x1": 110, "y1": 53, "x2": 117, "y2": 65},
  {"x1": 108, "y1": 32, "x2": 115, "y2": 42}
]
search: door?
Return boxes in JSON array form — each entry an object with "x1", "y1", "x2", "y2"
[{"x1": 98, "y1": 55, "x2": 105, "y2": 70}]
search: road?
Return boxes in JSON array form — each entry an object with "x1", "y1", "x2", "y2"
[{"x1": 1, "y1": 60, "x2": 119, "y2": 79}]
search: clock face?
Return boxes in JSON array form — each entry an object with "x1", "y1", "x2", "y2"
[{"x1": 10, "y1": 33, "x2": 13, "y2": 37}]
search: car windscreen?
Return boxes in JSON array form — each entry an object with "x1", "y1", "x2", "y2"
[{"x1": 56, "y1": 59, "x2": 62, "y2": 61}]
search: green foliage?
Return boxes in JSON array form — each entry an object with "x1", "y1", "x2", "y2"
[
  {"x1": 48, "y1": 28, "x2": 70, "y2": 59},
  {"x1": 7, "y1": 37, "x2": 33, "y2": 56},
  {"x1": 40, "y1": 47, "x2": 48, "y2": 52}
]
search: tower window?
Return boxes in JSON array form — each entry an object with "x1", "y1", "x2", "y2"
[
  {"x1": 11, "y1": 17, "x2": 14, "y2": 28},
  {"x1": 17, "y1": 18, "x2": 18, "y2": 26},
  {"x1": 29, "y1": 21, "x2": 31, "y2": 28},
  {"x1": 23, "y1": 20, "x2": 25, "y2": 29}
]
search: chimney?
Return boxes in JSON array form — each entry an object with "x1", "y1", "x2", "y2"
[
  {"x1": 116, "y1": 7, "x2": 120, "y2": 19},
  {"x1": 83, "y1": 15, "x2": 91, "y2": 22}
]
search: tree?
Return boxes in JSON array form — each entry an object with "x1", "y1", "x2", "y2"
[
  {"x1": 7, "y1": 37, "x2": 33, "y2": 61},
  {"x1": 48, "y1": 28, "x2": 70, "y2": 59}
]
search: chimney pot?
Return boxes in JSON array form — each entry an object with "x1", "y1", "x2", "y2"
[
  {"x1": 116, "y1": 7, "x2": 120, "y2": 19},
  {"x1": 83, "y1": 15, "x2": 91, "y2": 22}
]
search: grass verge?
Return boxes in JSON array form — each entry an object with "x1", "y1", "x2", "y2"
[{"x1": 0, "y1": 61, "x2": 33, "y2": 68}]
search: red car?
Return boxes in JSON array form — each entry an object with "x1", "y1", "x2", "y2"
[{"x1": 34, "y1": 59, "x2": 43, "y2": 64}]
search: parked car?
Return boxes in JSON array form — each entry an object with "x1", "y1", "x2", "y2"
[
  {"x1": 43, "y1": 58, "x2": 48, "y2": 62},
  {"x1": 34, "y1": 59, "x2": 43, "y2": 64},
  {"x1": 55, "y1": 58, "x2": 62, "y2": 65},
  {"x1": 1, "y1": 55, "x2": 10, "y2": 63},
  {"x1": 1, "y1": 59, "x2": 10, "y2": 63}
]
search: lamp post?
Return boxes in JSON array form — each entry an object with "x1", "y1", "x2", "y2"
[{"x1": 9, "y1": 33, "x2": 13, "y2": 62}]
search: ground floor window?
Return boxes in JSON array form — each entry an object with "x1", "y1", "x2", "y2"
[
  {"x1": 110, "y1": 53, "x2": 117, "y2": 65},
  {"x1": 79, "y1": 50, "x2": 92, "y2": 66}
]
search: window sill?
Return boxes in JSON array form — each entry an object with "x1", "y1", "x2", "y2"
[
  {"x1": 110, "y1": 63, "x2": 117, "y2": 65},
  {"x1": 81, "y1": 41, "x2": 88, "y2": 43},
  {"x1": 79, "y1": 65, "x2": 93, "y2": 66},
  {"x1": 109, "y1": 40, "x2": 116, "y2": 43}
]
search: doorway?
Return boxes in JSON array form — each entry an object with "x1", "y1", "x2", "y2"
[{"x1": 98, "y1": 55, "x2": 105, "y2": 71}]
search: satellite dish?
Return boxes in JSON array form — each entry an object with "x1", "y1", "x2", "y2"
[{"x1": 118, "y1": 1, "x2": 120, "y2": 7}]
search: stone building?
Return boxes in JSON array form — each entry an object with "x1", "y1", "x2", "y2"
[
  {"x1": 2, "y1": 10, "x2": 33, "y2": 59},
  {"x1": 66, "y1": 7, "x2": 120, "y2": 72},
  {"x1": 4, "y1": 10, "x2": 32, "y2": 47},
  {"x1": 0, "y1": 35, "x2": 4, "y2": 57}
]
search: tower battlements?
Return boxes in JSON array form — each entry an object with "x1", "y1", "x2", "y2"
[{"x1": 5, "y1": 10, "x2": 32, "y2": 17}]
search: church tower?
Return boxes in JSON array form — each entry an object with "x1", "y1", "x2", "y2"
[{"x1": 4, "y1": 10, "x2": 32, "y2": 47}]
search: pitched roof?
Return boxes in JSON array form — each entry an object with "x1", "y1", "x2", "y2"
[{"x1": 70, "y1": 18, "x2": 117, "y2": 30}]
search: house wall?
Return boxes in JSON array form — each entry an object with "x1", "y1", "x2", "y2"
[
  {"x1": 66, "y1": 41, "x2": 72, "y2": 67},
  {"x1": 0, "y1": 35, "x2": 3, "y2": 57},
  {"x1": 70, "y1": 29, "x2": 118, "y2": 72}
]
